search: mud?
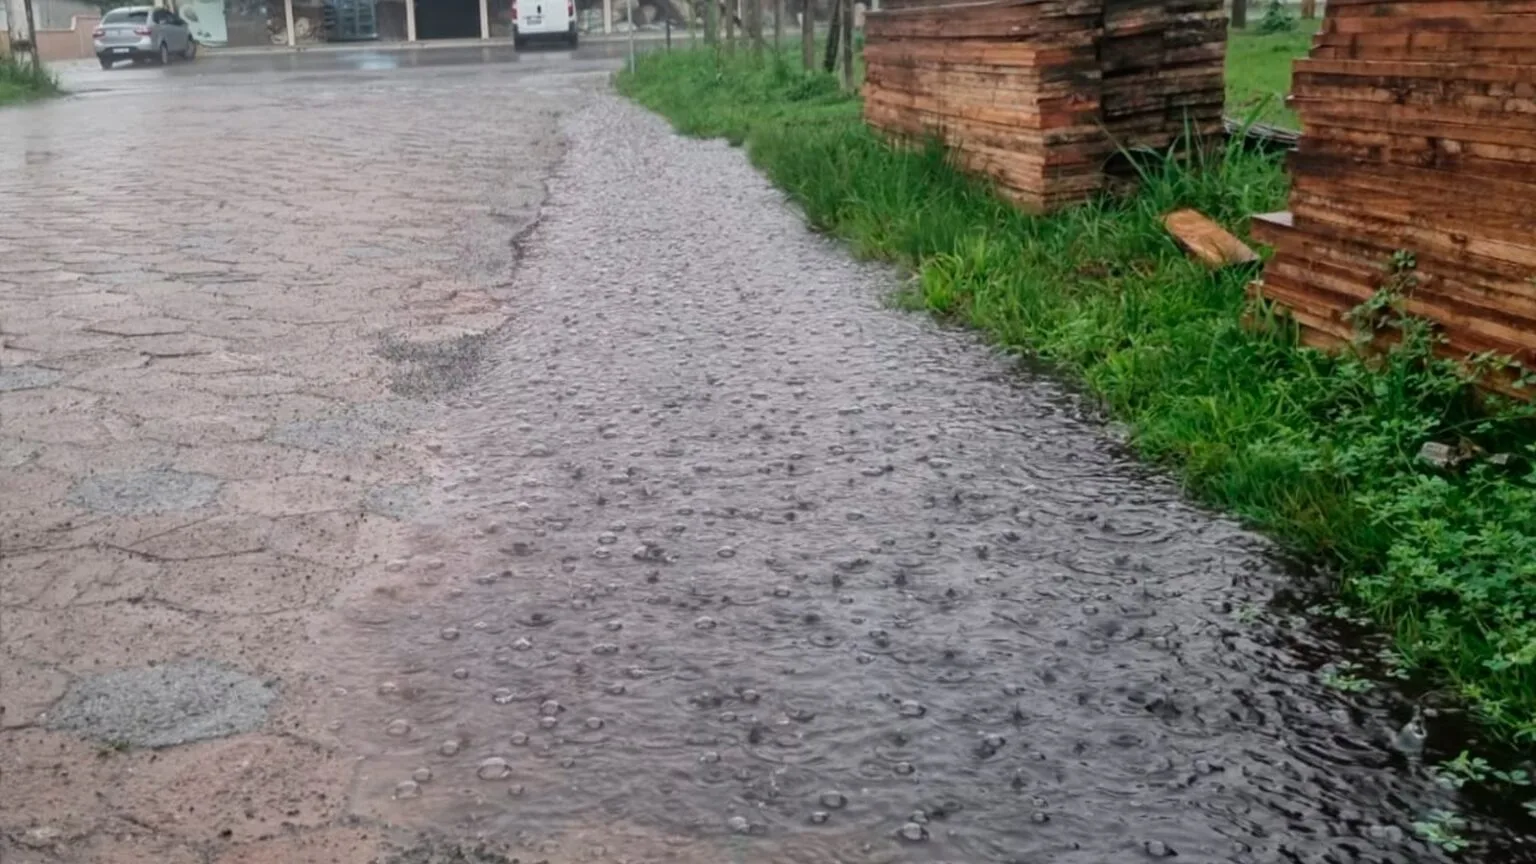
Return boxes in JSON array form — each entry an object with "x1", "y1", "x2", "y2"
[{"x1": 304, "y1": 96, "x2": 1515, "y2": 863}]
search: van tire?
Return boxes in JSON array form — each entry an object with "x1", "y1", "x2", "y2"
[{"x1": 567, "y1": 31, "x2": 578, "y2": 47}]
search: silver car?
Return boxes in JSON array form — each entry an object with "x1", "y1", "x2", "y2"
[{"x1": 93, "y1": 6, "x2": 197, "y2": 69}]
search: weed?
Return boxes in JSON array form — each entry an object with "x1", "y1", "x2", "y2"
[
  {"x1": 619, "y1": 46, "x2": 1536, "y2": 748},
  {"x1": 0, "y1": 55, "x2": 59, "y2": 107}
]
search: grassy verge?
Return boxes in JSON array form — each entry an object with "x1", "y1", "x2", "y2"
[
  {"x1": 1226, "y1": 16, "x2": 1320, "y2": 128},
  {"x1": 618, "y1": 47, "x2": 1536, "y2": 745},
  {"x1": 0, "y1": 55, "x2": 60, "y2": 107}
]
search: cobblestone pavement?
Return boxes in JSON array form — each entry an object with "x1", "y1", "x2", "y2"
[{"x1": 1, "y1": 52, "x2": 600, "y2": 864}]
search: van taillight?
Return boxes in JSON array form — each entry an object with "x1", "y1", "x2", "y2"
[
  {"x1": 566, "y1": 1, "x2": 573, "y2": 15},
  {"x1": 510, "y1": 2, "x2": 517, "y2": 16}
]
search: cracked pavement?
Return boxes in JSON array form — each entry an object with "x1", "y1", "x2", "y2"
[{"x1": 1, "y1": 49, "x2": 603, "y2": 864}]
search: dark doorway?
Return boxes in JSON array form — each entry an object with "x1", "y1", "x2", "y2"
[{"x1": 416, "y1": 0, "x2": 480, "y2": 38}]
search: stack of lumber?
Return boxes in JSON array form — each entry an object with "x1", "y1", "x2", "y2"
[
  {"x1": 862, "y1": 0, "x2": 1229, "y2": 211},
  {"x1": 1100, "y1": 0, "x2": 1227, "y2": 152},
  {"x1": 863, "y1": 0, "x2": 1111, "y2": 211},
  {"x1": 1251, "y1": 0, "x2": 1536, "y2": 380}
]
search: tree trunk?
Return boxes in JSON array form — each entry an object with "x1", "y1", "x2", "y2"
[
  {"x1": 704, "y1": 0, "x2": 717, "y2": 43},
  {"x1": 801, "y1": 0, "x2": 814, "y2": 70},
  {"x1": 838, "y1": 0, "x2": 853, "y2": 90},
  {"x1": 823, "y1": 0, "x2": 840, "y2": 73},
  {"x1": 725, "y1": 0, "x2": 735, "y2": 49},
  {"x1": 774, "y1": 0, "x2": 783, "y2": 51},
  {"x1": 1299, "y1": 0, "x2": 1316, "y2": 18},
  {"x1": 1230, "y1": 0, "x2": 1246, "y2": 29}
]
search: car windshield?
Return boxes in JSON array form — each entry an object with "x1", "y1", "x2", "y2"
[{"x1": 101, "y1": 9, "x2": 149, "y2": 23}]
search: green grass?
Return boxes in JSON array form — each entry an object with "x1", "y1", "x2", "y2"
[
  {"x1": 0, "y1": 55, "x2": 59, "y2": 107},
  {"x1": 618, "y1": 46, "x2": 1536, "y2": 746},
  {"x1": 1226, "y1": 16, "x2": 1320, "y2": 128}
]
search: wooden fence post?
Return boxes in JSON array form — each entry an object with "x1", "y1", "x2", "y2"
[{"x1": 801, "y1": 0, "x2": 814, "y2": 69}]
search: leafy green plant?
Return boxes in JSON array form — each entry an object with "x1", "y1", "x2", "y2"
[
  {"x1": 1414, "y1": 809, "x2": 1469, "y2": 853},
  {"x1": 1434, "y1": 750, "x2": 1533, "y2": 789}
]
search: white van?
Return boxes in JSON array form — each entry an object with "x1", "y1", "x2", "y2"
[{"x1": 512, "y1": 0, "x2": 576, "y2": 48}]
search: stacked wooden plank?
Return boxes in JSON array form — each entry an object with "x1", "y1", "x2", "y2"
[
  {"x1": 863, "y1": 0, "x2": 1110, "y2": 211},
  {"x1": 1101, "y1": 0, "x2": 1227, "y2": 152},
  {"x1": 1251, "y1": 0, "x2": 1536, "y2": 377},
  {"x1": 862, "y1": 0, "x2": 1228, "y2": 211}
]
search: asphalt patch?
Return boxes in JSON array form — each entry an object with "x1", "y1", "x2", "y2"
[{"x1": 47, "y1": 660, "x2": 277, "y2": 748}]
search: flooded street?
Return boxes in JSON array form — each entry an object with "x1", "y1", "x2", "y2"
[
  {"x1": 311, "y1": 97, "x2": 1479, "y2": 863},
  {"x1": 2, "y1": 46, "x2": 1524, "y2": 863}
]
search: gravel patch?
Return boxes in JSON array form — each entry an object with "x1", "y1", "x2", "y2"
[
  {"x1": 377, "y1": 331, "x2": 490, "y2": 398},
  {"x1": 47, "y1": 660, "x2": 277, "y2": 748},
  {"x1": 66, "y1": 468, "x2": 222, "y2": 514},
  {"x1": 384, "y1": 837, "x2": 518, "y2": 864},
  {"x1": 0, "y1": 366, "x2": 64, "y2": 392}
]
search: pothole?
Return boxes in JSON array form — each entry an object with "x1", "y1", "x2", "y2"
[
  {"x1": 66, "y1": 468, "x2": 221, "y2": 514},
  {"x1": 47, "y1": 660, "x2": 277, "y2": 748}
]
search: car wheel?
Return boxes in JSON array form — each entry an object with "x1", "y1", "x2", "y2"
[
  {"x1": 513, "y1": 35, "x2": 525, "y2": 49},
  {"x1": 98, "y1": 55, "x2": 114, "y2": 69},
  {"x1": 183, "y1": 39, "x2": 197, "y2": 60},
  {"x1": 158, "y1": 42, "x2": 170, "y2": 65}
]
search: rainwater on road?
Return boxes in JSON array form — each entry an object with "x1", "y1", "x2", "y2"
[
  {"x1": 1, "y1": 45, "x2": 1526, "y2": 864},
  {"x1": 311, "y1": 96, "x2": 1507, "y2": 863}
]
